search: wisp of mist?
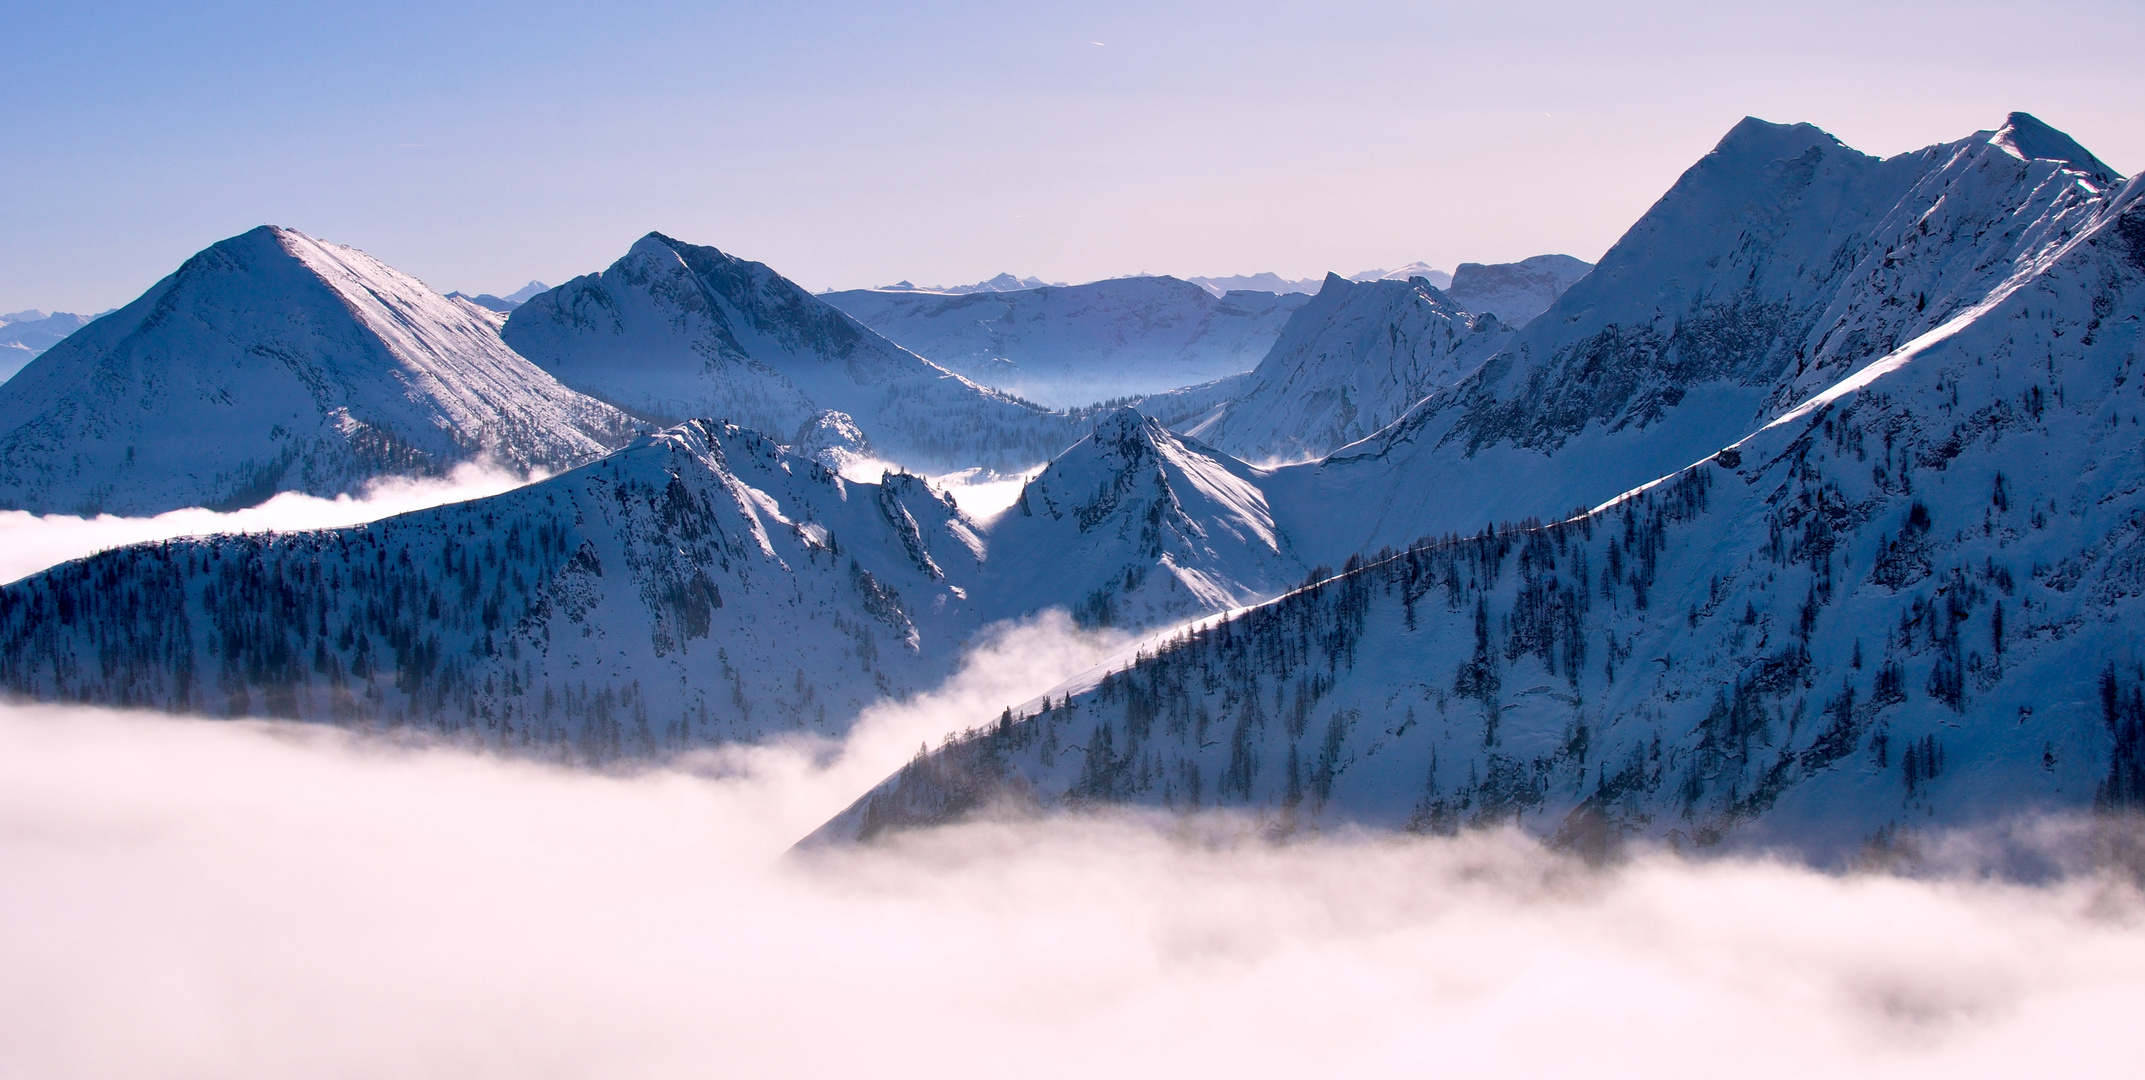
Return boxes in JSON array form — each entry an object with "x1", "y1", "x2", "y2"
[
  {"x1": 0, "y1": 463, "x2": 540, "y2": 585},
  {"x1": 2, "y1": 614, "x2": 2141, "y2": 1078}
]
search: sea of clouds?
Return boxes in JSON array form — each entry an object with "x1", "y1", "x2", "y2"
[
  {"x1": 3, "y1": 466, "x2": 2142, "y2": 1078},
  {"x1": 3, "y1": 608, "x2": 2142, "y2": 1079}
]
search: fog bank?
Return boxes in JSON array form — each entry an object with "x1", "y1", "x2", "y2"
[
  {"x1": 2, "y1": 696, "x2": 2141, "y2": 1079},
  {"x1": 0, "y1": 464, "x2": 540, "y2": 584}
]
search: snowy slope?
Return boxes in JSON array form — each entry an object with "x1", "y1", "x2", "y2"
[
  {"x1": 1148, "y1": 274, "x2": 1513, "y2": 463},
  {"x1": 823, "y1": 276, "x2": 1309, "y2": 407},
  {"x1": 503, "y1": 233, "x2": 1079, "y2": 471},
  {"x1": 981, "y1": 407, "x2": 1303, "y2": 628},
  {"x1": 0, "y1": 227, "x2": 634, "y2": 516},
  {"x1": 1263, "y1": 113, "x2": 2127, "y2": 567},
  {"x1": 1443, "y1": 254, "x2": 1594, "y2": 326},
  {"x1": 816, "y1": 114, "x2": 2145, "y2": 857},
  {"x1": 0, "y1": 407, "x2": 1313, "y2": 750},
  {"x1": 0, "y1": 421, "x2": 986, "y2": 754}
]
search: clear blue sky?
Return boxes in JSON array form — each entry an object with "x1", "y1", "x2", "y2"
[{"x1": 3, "y1": 0, "x2": 2139, "y2": 312}]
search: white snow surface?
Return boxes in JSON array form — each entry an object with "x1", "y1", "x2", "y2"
[
  {"x1": 0, "y1": 226, "x2": 634, "y2": 516},
  {"x1": 823, "y1": 275, "x2": 1308, "y2": 408},
  {"x1": 503, "y1": 233, "x2": 1080, "y2": 472}
]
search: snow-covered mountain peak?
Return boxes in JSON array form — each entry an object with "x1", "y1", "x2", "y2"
[
  {"x1": 1988, "y1": 111, "x2": 2121, "y2": 185},
  {"x1": 1086, "y1": 402, "x2": 1167, "y2": 448},
  {"x1": 504, "y1": 233, "x2": 1076, "y2": 472},
  {"x1": 1, "y1": 414, "x2": 993, "y2": 747},
  {"x1": 1709, "y1": 116, "x2": 1848, "y2": 168},
  {"x1": 983, "y1": 406, "x2": 1299, "y2": 628},
  {"x1": 0, "y1": 225, "x2": 633, "y2": 515},
  {"x1": 1148, "y1": 272, "x2": 1512, "y2": 463},
  {"x1": 793, "y1": 409, "x2": 878, "y2": 477}
]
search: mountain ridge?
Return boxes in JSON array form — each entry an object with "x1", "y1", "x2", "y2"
[
  {"x1": 811, "y1": 112, "x2": 2145, "y2": 857},
  {"x1": 504, "y1": 233, "x2": 1080, "y2": 472}
]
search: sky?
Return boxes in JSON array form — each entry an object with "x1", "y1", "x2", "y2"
[{"x1": 3, "y1": 0, "x2": 2141, "y2": 312}]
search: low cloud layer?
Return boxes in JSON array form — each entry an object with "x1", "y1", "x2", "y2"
[
  {"x1": 4, "y1": 672, "x2": 2142, "y2": 1079},
  {"x1": 0, "y1": 464, "x2": 540, "y2": 584}
]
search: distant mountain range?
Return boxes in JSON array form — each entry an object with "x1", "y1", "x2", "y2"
[
  {"x1": 823, "y1": 258, "x2": 1587, "y2": 412},
  {"x1": 0, "y1": 311, "x2": 99, "y2": 384},
  {"x1": 445, "y1": 281, "x2": 550, "y2": 313},
  {"x1": 873, "y1": 273, "x2": 1063, "y2": 294},
  {"x1": 823, "y1": 276, "x2": 1310, "y2": 408},
  {"x1": 866, "y1": 263, "x2": 1465, "y2": 302}
]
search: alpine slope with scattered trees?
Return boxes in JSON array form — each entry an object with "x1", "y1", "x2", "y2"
[
  {"x1": 815, "y1": 114, "x2": 2145, "y2": 856},
  {"x1": 0, "y1": 421, "x2": 988, "y2": 761}
]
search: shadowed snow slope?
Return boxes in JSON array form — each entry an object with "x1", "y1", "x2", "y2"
[
  {"x1": 823, "y1": 276, "x2": 1308, "y2": 408},
  {"x1": 0, "y1": 226, "x2": 634, "y2": 516},
  {"x1": 817, "y1": 113, "x2": 2145, "y2": 857},
  {"x1": 503, "y1": 233, "x2": 1080, "y2": 472},
  {"x1": 0, "y1": 421, "x2": 987, "y2": 756}
]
